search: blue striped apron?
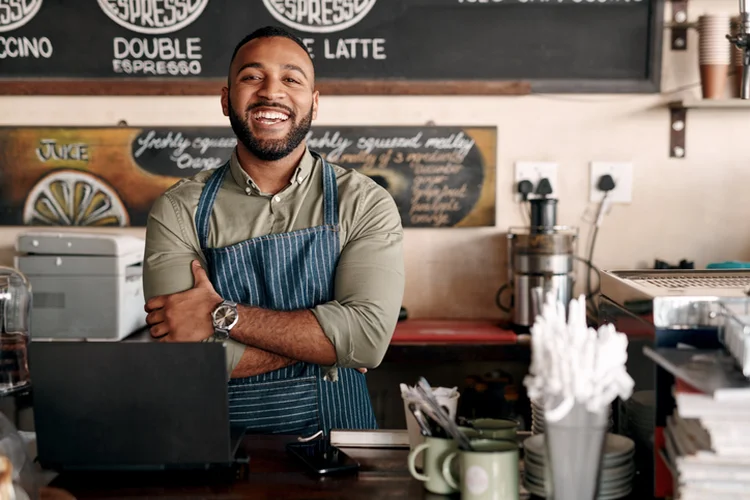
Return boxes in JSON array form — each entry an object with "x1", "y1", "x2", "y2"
[{"x1": 195, "y1": 154, "x2": 378, "y2": 436}]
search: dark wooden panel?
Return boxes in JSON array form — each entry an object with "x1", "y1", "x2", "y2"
[
  {"x1": 0, "y1": 0, "x2": 663, "y2": 94},
  {"x1": 0, "y1": 79, "x2": 531, "y2": 96}
]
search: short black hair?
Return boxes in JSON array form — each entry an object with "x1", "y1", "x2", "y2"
[{"x1": 228, "y1": 25, "x2": 313, "y2": 73}]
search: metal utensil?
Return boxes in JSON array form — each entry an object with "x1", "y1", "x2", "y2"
[
  {"x1": 408, "y1": 402, "x2": 432, "y2": 437},
  {"x1": 416, "y1": 377, "x2": 473, "y2": 451}
]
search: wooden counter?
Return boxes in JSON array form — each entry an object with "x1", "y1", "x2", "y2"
[
  {"x1": 47, "y1": 434, "x2": 446, "y2": 499},
  {"x1": 124, "y1": 319, "x2": 531, "y2": 364},
  {"x1": 385, "y1": 319, "x2": 530, "y2": 364},
  {"x1": 46, "y1": 434, "x2": 652, "y2": 500}
]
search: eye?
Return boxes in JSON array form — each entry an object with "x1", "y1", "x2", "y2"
[
  {"x1": 240, "y1": 74, "x2": 261, "y2": 82},
  {"x1": 285, "y1": 77, "x2": 301, "y2": 84}
]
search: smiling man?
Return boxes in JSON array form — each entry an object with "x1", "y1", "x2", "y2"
[{"x1": 141, "y1": 26, "x2": 405, "y2": 436}]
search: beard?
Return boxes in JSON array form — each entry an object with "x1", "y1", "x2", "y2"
[{"x1": 228, "y1": 96, "x2": 313, "y2": 162}]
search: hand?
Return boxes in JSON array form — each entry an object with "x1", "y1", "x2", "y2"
[{"x1": 145, "y1": 260, "x2": 223, "y2": 342}]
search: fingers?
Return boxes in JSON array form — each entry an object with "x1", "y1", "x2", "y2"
[
  {"x1": 357, "y1": 368, "x2": 368, "y2": 374},
  {"x1": 149, "y1": 322, "x2": 170, "y2": 340},
  {"x1": 146, "y1": 308, "x2": 166, "y2": 326},
  {"x1": 145, "y1": 295, "x2": 166, "y2": 313}
]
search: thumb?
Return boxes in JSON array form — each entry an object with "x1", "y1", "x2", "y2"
[{"x1": 191, "y1": 260, "x2": 210, "y2": 288}]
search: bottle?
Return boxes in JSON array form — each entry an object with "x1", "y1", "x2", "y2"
[{"x1": 0, "y1": 267, "x2": 32, "y2": 396}]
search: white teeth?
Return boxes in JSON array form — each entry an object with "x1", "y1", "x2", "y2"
[{"x1": 253, "y1": 110, "x2": 289, "y2": 121}]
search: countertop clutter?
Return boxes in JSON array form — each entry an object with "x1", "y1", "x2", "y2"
[
  {"x1": 46, "y1": 434, "x2": 479, "y2": 500},
  {"x1": 45, "y1": 433, "x2": 646, "y2": 500}
]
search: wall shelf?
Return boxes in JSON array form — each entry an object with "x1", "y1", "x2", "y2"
[
  {"x1": 668, "y1": 98, "x2": 750, "y2": 158},
  {"x1": 670, "y1": 0, "x2": 689, "y2": 51},
  {"x1": 669, "y1": 98, "x2": 750, "y2": 109}
]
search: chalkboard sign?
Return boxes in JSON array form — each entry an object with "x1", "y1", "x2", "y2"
[
  {"x1": 0, "y1": 125, "x2": 496, "y2": 228},
  {"x1": 0, "y1": 0, "x2": 663, "y2": 95}
]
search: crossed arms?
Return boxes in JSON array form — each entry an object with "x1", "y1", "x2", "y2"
[{"x1": 142, "y1": 185, "x2": 405, "y2": 378}]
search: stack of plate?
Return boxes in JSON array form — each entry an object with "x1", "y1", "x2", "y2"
[
  {"x1": 522, "y1": 433, "x2": 635, "y2": 499},
  {"x1": 624, "y1": 390, "x2": 654, "y2": 450},
  {"x1": 531, "y1": 401, "x2": 613, "y2": 435},
  {"x1": 531, "y1": 400, "x2": 544, "y2": 435}
]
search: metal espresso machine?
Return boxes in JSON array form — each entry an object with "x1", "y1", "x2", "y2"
[
  {"x1": 498, "y1": 198, "x2": 578, "y2": 331},
  {"x1": 598, "y1": 268, "x2": 750, "y2": 499}
]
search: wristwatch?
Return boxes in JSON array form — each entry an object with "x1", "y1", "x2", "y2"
[{"x1": 211, "y1": 300, "x2": 238, "y2": 340}]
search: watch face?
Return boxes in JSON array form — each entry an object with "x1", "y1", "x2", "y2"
[{"x1": 213, "y1": 305, "x2": 238, "y2": 329}]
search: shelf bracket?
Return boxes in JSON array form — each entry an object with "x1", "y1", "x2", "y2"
[
  {"x1": 671, "y1": 0, "x2": 689, "y2": 50},
  {"x1": 669, "y1": 103, "x2": 687, "y2": 159}
]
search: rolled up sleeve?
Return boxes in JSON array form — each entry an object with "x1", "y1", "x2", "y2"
[
  {"x1": 143, "y1": 190, "x2": 246, "y2": 375},
  {"x1": 143, "y1": 191, "x2": 203, "y2": 301},
  {"x1": 311, "y1": 186, "x2": 405, "y2": 369}
]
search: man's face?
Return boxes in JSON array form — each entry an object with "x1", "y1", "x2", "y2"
[{"x1": 222, "y1": 37, "x2": 318, "y2": 162}]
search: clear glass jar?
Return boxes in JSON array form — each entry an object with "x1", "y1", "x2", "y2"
[{"x1": 0, "y1": 267, "x2": 31, "y2": 396}]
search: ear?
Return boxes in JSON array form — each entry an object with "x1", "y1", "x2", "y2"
[
  {"x1": 311, "y1": 90, "x2": 319, "y2": 121},
  {"x1": 221, "y1": 86, "x2": 230, "y2": 117}
]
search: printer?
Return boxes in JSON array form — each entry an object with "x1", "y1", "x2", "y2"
[{"x1": 14, "y1": 231, "x2": 147, "y2": 341}]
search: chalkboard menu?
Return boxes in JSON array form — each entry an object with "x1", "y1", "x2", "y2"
[
  {"x1": 0, "y1": 125, "x2": 496, "y2": 228},
  {"x1": 0, "y1": 0, "x2": 663, "y2": 95}
]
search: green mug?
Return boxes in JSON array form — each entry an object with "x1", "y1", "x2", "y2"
[
  {"x1": 459, "y1": 426, "x2": 483, "y2": 439},
  {"x1": 470, "y1": 418, "x2": 519, "y2": 440},
  {"x1": 441, "y1": 439, "x2": 519, "y2": 500},
  {"x1": 408, "y1": 436, "x2": 459, "y2": 495}
]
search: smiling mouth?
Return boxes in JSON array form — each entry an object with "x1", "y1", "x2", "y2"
[{"x1": 251, "y1": 109, "x2": 290, "y2": 125}]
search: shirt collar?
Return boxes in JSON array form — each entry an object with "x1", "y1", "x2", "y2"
[{"x1": 229, "y1": 147, "x2": 315, "y2": 194}]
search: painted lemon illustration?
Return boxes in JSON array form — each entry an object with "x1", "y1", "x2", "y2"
[{"x1": 23, "y1": 170, "x2": 129, "y2": 227}]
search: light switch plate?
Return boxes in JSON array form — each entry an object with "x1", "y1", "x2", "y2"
[
  {"x1": 514, "y1": 162, "x2": 558, "y2": 202},
  {"x1": 589, "y1": 162, "x2": 633, "y2": 203}
]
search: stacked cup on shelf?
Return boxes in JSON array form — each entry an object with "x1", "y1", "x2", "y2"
[
  {"x1": 698, "y1": 13, "x2": 731, "y2": 99},
  {"x1": 732, "y1": 15, "x2": 745, "y2": 97}
]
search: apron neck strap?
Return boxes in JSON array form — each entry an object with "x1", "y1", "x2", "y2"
[
  {"x1": 317, "y1": 152, "x2": 339, "y2": 227},
  {"x1": 196, "y1": 162, "x2": 229, "y2": 250}
]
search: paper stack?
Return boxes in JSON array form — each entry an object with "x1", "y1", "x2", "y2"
[{"x1": 645, "y1": 347, "x2": 750, "y2": 500}]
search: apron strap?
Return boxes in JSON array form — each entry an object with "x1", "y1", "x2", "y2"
[
  {"x1": 319, "y1": 156, "x2": 339, "y2": 227},
  {"x1": 196, "y1": 162, "x2": 229, "y2": 250}
]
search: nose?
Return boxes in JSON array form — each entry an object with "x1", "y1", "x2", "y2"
[{"x1": 257, "y1": 76, "x2": 286, "y2": 101}]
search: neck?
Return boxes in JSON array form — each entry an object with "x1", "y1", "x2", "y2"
[{"x1": 235, "y1": 142, "x2": 307, "y2": 194}]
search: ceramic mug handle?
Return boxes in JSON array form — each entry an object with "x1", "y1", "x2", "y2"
[
  {"x1": 407, "y1": 442, "x2": 430, "y2": 482},
  {"x1": 441, "y1": 451, "x2": 459, "y2": 489}
]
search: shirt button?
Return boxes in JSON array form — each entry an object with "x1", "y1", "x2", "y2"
[
  {"x1": 274, "y1": 196, "x2": 281, "y2": 202},
  {"x1": 245, "y1": 187, "x2": 252, "y2": 195}
]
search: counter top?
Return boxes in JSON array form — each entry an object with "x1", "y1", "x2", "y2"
[
  {"x1": 391, "y1": 320, "x2": 518, "y2": 344},
  {"x1": 47, "y1": 434, "x2": 528, "y2": 500},
  {"x1": 46, "y1": 433, "x2": 654, "y2": 500},
  {"x1": 123, "y1": 320, "x2": 530, "y2": 364},
  {"x1": 386, "y1": 319, "x2": 528, "y2": 363},
  {"x1": 48, "y1": 434, "x2": 429, "y2": 499}
]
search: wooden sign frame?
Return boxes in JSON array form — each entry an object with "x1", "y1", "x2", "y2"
[{"x1": 0, "y1": 79, "x2": 531, "y2": 96}]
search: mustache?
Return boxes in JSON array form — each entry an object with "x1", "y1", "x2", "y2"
[{"x1": 246, "y1": 101, "x2": 294, "y2": 116}]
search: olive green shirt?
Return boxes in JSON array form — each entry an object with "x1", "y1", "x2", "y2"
[{"x1": 143, "y1": 147, "x2": 405, "y2": 378}]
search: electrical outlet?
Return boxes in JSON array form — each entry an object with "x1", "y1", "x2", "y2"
[
  {"x1": 514, "y1": 162, "x2": 558, "y2": 202},
  {"x1": 589, "y1": 162, "x2": 633, "y2": 203}
]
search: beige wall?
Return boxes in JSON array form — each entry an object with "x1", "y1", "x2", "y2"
[{"x1": 0, "y1": 1, "x2": 748, "y2": 320}]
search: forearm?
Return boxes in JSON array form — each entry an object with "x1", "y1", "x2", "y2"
[
  {"x1": 230, "y1": 346, "x2": 297, "y2": 378},
  {"x1": 231, "y1": 306, "x2": 337, "y2": 365}
]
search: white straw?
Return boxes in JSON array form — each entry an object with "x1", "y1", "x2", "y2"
[{"x1": 523, "y1": 292, "x2": 635, "y2": 422}]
